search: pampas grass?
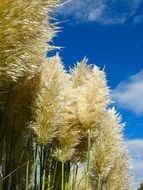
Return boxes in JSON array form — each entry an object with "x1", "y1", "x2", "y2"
[
  {"x1": 90, "y1": 108, "x2": 131, "y2": 190},
  {"x1": 106, "y1": 148, "x2": 131, "y2": 190},
  {"x1": 30, "y1": 55, "x2": 68, "y2": 144},
  {"x1": 70, "y1": 60, "x2": 110, "y2": 163},
  {"x1": 0, "y1": 0, "x2": 131, "y2": 190},
  {"x1": 0, "y1": 0, "x2": 59, "y2": 189}
]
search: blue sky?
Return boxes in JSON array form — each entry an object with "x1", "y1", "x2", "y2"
[{"x1": 52, "y1": 0, "x2": 143, "y2": 188}]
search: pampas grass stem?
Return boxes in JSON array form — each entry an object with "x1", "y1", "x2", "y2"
[
  {"x1": 32, "y1": 144, "x2": 40, "y2": 186},
  {"x1": 42, "y1": 169, "x2": 46, "y2": 190},
  {"x1": 52, "y1": 158, "x2": 59, "y2": 190},
  {"x1": 0, "y1": 161, "x2": 27, "y2": 183},
  {"x1": 73, "y1": 165, "x2": 78, "y2": 190},
  {"x1": 62, "y1": 162, "x2": 65, "y2": 190},
  {"x1": 85, "y1": 129, "x2": 92, "y2": 190},
  {"x1": 97, "y1": 174, "x2": 101, "y2": 190},
  {"x1": 26, "y1": 160, "x2": 29, "y2": 190}
]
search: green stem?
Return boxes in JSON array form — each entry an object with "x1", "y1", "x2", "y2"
[
  {"x1": 73, "y1": 165, "x2": 78, "y2": 190},
  {"x1": 32, "y1": 144, "x2": 40, "y2": 186},
  {"x1": 42, "y1": 169, "x2": 46, "y2": 190},
  {"x1": 85, "y1": 129, "x2": 92, "y2": 190},
  {"x1": 62, "y1": 162, "x2": 65, "y2": 190},
  {"x1": 47, "y1": 160, "x2": 51, "y2": 190},
  {"x1": 47, "y1": 172, "x2": 51, "y2": 189},
  {"x1": 52, "y1": 158, "x2": 58, "y2": 189},
  {"x1": 97, "y1": 174, "x2": 101, "y2": 190},
  {"x1": 26, "y1": 160, "x2": 29, "y2": 190}
]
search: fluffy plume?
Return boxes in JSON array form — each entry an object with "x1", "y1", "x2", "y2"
[
  {"x1": 56, "y1": 86, "x2": 81, "y2": 162},
  {"x1": 31, "y1": 55, "x2": 81, "y2": 162},
  {"x1": 71, "y1": 60, "x2": 110, "y2": 161},
  {"x1": 90, "y1": 108, "x2": 130, "y2": 189},
  {"x1": 40, "y1": 57, "x2": 81, "y2": 162},
  {"x1": 0, "y1": 0, "x2": 59, "y2": 83},
  {"x1": 106, "y1": 148, "x2": 131, "y2": 190},
  {"x1": 30, "y1": 55, "x2": 69, "y2": 144},
  {"x1": 71, "y1": 60, "x2": 110, "y2": 132},
  {"x1": 71, "y1": 58, "x2": 92, "y2": 88},
  {"x1": 77, "y1": 65, "x2": 110, "y2": 130}
]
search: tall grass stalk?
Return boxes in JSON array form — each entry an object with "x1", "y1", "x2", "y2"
[
  {"x1": 52, "y1": 158, "x2": 58, "y2": 189},
  {"x1": 0, "y1": 161, "x2": 27, "y2": 183},
  {"x1": 42, "y1": 169, "x2": 46, "y2": 190},
  {"x1": 18, "y1": 130, "x2": 31, "y2": 167},
  {"x1": 65, "y1": 178, "x2": 69, "y2": 190},
  {"x1": 72, "y1": 165, "x2": 78, "y2": 190},
  {"x1": 85, "y1": 129, "x2": 92, "y2": 190},
  {"x1": 47, "y1": 159, "x2": 52, "y2": 190},
  {"x1": 62, "y1": 162, "x2": 65, "y2": 190},
  {"x1": 32, "y1": 144, "x2": 40, "y2": 186},
  {"x1": 97, "y1": 174, "x2": 101, "y2": 190},
  {"x1": 47, "y1": 171, "x2": 51, "y2": 189},
  {"x1": 26, "y1": 160, "x2": 29, "y2": 190}
]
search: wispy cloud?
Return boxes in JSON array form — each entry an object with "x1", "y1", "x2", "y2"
[
  {"x1": 126, "y1": 139, "x2": 143, "y2": 189},
  {"x1": 60, "y1": 0, "x2": 141, "y2": 25},
  {"x1": 112, "y1": 70, "x2": 143, "y2": 115}
]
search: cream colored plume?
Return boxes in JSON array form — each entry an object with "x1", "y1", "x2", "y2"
[
  {"x1": 106, "y1": 148, "x2": 131, "y2": 190},
  {"x1": 76, "y1": 65, "x2": 110, "y2": 130},
  {"x1": 31, "y1": 54, "x2": 81, "y2": 162},
  {"x1": 30, "y1": 55, "x2": 69, "y2": 144},
  {"x1": 90, "y1": 108, "x2": 130, "y2": 190},
  {"x1": 0, "y1": 0, "x2": 59, "y2": 83},
  {"x1": 71, "y1": 60, "x2": 110, "y2": 131},
  {"x1": 70, "y1": 60, "x2": 110, "y2": 161},
  {"x1": 71, "y1": 58, "x2": 92, "y2": 88},
  {"x1": 55, "y1": 85, "x2": 81, "y2": 162}
]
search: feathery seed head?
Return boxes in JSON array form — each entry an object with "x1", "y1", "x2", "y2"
[
  {"x1": 70, "y1": 61, "x2": 110, "y2": 162},
  {"x1": 106, "y1": 148, "x2": 131, "y2": 190},
  {"x1": 0, "y1": 0, "x2": 59, "y2": 83},
  {"x1": 54, "y1": 86, "x2": 81, "y2": 162},
  {"x1": 90, "y1": 108, "x2": 129, "y2": 189},
  {"x1": 30, "y1": 55, "x2": 68, "y2": 144},
  {"x1": 71, "y1": 58, "x2": 92, "y2": 88},
  {"x1": 77, "y1": 65, "x2": 110, "y2": 130}
]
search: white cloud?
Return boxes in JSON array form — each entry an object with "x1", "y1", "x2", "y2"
[
  {"x1": 126, "y1": 139, "x2": 143, "y2": 189},
  {"x1": 112, "y1": 70, "x2": 143, "y2": 115},
  {"x1": 60, "y1": 0, "x2": 141, "y2": 25}
]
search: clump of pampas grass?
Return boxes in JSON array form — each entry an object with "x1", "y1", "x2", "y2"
[
  {"x1": 0, "y1": 0, "x2": 131, "y2": 189},
  {"x1": 0, "y1": 1, "x2": 59, "y2": 189}
]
